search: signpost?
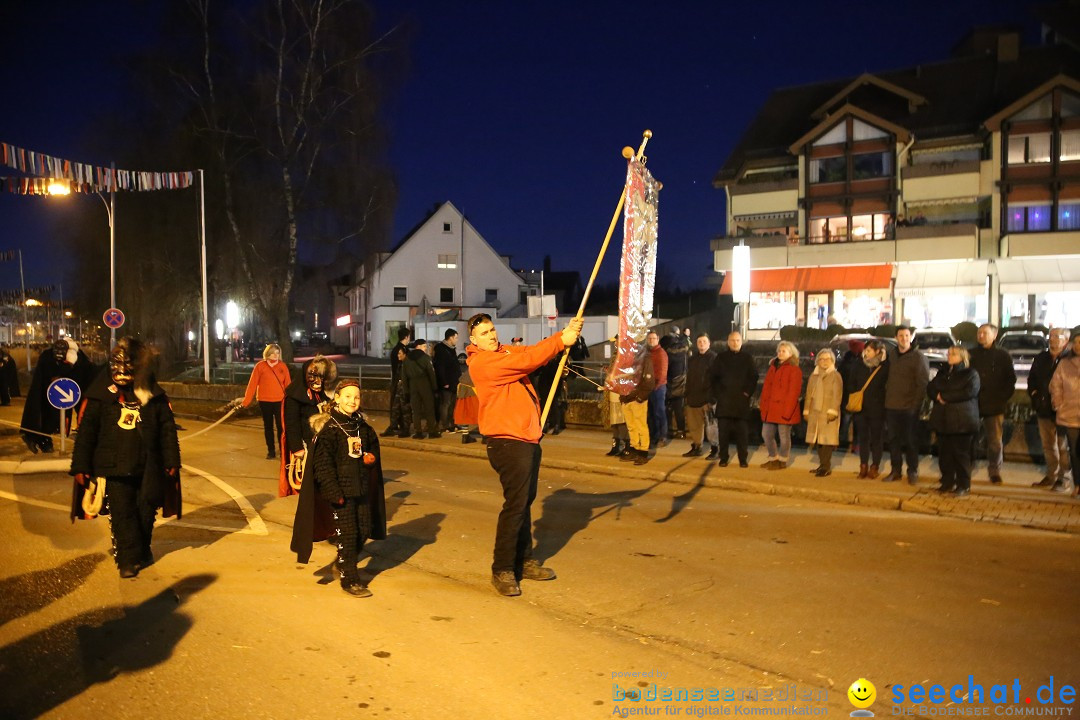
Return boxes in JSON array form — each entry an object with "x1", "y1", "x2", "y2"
[{"x1": 47, "y1": 378, "x2": 81, "y2": 453}]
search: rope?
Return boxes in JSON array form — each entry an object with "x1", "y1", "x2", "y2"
[
  {"x1": 178, "y1": 406, "x2": 239, "y2": 442},
  {"x1": 0, "y1": 418, "x2": 55, "y2": 438},
  {"x1": 566, "y1": 364, "x2": 604, "y2": 390}
]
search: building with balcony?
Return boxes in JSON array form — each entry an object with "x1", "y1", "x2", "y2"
[{"x1": 713, "y1": 21, "x2": 1080, "y2": 336}]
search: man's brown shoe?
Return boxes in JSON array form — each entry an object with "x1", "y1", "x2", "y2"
[
  {"x1": 521, "y1": 559, "x2": 556, "y2": 581},
  {"x1": 492, "y1": 571, "x2": 521, "y2": 596}
]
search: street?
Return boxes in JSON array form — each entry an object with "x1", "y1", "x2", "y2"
[{"x1": 0, "y1": 415, "x2": 1078, "y2": 719}]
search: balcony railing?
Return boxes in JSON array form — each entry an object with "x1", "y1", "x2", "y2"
[
  {"x1": 901, "y1": 160, "x2": 981, "y2": 179},
  {"x1": 729, "y1": 177, "x2": 799, "y2": 195}
]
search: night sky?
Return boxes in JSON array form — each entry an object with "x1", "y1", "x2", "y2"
[{"x1": 0, "y1": 0, "x2": 1045, "y2": 301}]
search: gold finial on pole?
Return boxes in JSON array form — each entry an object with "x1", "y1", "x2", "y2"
[{"x1": 539, "y1": 130, "x2": 654, "y2": 429}]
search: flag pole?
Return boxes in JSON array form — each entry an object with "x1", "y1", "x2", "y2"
[{"x1": 540, "y1": 129, "x2": 652, "y2": 429}]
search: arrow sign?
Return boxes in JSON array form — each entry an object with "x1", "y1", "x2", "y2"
[
  {"x1": 103, "y1": 308, "x2": 125, "y2": 329},
  {"x1": 47, "y1": 378, "x2": 82, "y2": 410}
]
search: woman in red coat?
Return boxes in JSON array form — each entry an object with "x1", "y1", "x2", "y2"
[{"x1": 759, "y1": 341, "x2": 803, "y2": 469}]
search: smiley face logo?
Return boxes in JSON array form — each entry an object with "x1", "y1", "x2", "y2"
[{"x1": 848, "y1": 678, "x2": 876, "y2": 709}]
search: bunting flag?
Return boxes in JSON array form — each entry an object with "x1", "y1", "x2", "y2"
[
  {"x1": 608, "y1": 157, "x2": 660, "y2": 396},
  {"x1": 0, "y1": 250, "x2": 16, "y2": 261},
  {"x1": 0, "y1": 141, "x2": 195, "y2": 195},
  {"x1": 0, "y1": 286, "x2": 55, "y2": 302}
]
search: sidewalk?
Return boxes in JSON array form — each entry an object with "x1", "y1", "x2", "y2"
[
  {"x1": 2, "y1": 397, "x2": 1077, "y2": 534},
  {"x1": 372, "y1": 417, "x2": 1080, "y2": 535}
]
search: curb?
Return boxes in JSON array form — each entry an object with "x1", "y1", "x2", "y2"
[
  {"x1": 380, "y1": 435, "x2": 1080, "y2": 535},
  {"x1": 0, "y1": 458, "x2": 71, "y2": 475}
]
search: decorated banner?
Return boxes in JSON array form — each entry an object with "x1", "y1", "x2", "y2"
[
  {"x1": 608, "y1": 157, "x2": 660, "y2": 396},
  {"x1": 0, "y1": 141, "x2": 195, "y2": 195}
]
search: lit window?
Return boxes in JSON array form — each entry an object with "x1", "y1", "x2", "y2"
[
  {"x1": 437, "y1": 254, "x2": 458, "y2": 269},
  {"x1": 1008, "y1": 133, "x2": 1052, "y2": 164},
  {"x1": 1059, "y1": 202, "x2": 1080, "y2": 230},
  {"x1": 1061, "y1": 130, "x2": 1080, "y2": 161}
]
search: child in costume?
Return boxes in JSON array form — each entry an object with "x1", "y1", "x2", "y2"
[
  {"x1": 70, "y1": 337, "x2": 181, "y2": 578},
  {"x1": 299, "y1": 379, "x2": 386, "y2": 597}
]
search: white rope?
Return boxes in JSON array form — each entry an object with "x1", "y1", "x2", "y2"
[{"x1": 178, "y1": 406, "x2": 239, "y2": 442}]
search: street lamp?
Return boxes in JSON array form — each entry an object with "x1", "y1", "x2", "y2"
[{"x1": 47, "y1": 172, "x2": 116, "y2": 349}]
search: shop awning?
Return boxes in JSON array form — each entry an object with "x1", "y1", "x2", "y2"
[
  {"x1": 894, "y1": 260, "x2": 988, "y2": 298},
  {"x1": 996, "y1": 257, "x2": 1080, "y2": 295},
  {"x1": 719, "y1": 264, "x2": 892, "y2": 294}
]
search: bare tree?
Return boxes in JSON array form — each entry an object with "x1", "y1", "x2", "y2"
[{"x1": 162, "y1": 0, "x2": 397, "y2": 359}]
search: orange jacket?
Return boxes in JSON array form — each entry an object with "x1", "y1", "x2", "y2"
[
  {"x1": 466, "y1": 334, "x2": 566, "y2": 443},
  {"x1": 243, "y1": 360, "x2": 292, "y2": 405}
]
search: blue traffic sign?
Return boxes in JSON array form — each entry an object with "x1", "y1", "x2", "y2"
[
  {"x1": 47, "y1": 378, "x2": 82, "y2": 410},
  {"x1": 103, "y1": 308, "x2": 125, "y2": 329}
]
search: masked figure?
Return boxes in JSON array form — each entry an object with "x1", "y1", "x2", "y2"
[
  {"x1": 69, "y1": 337, "x2": 182, "y2": 579},
  {"x1": 21, "y1": 338, "x2": 94, "y2": 453},
  {"x1": 280, "y1": 355, "x2": 337, "y2": 498}
]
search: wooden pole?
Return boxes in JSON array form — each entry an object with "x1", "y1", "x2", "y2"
[{"x1": 540, "y1": 130, "x2": 652, "y2": 429}]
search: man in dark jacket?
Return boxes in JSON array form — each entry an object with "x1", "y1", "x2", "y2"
[
  {"x1": 383, "y1": 326, "x2": 412, "y2": 436},
  {"x1": 403, "y1": 340, "x2": 439, "y2": 438},
  {"x1": 1027, "y1": 328, "x2": 1072, "y2": 490},
  {"x1": 969, "y1": 323, "x2": 1017, "y2": 484},
  {"x1": 883, "y1": 326, "x2": 930, "y2": 484},
  {"x1": 664, "y1": 327, "x2": 689, "y2": 440},
  {"x1": 682, "y1": 333, "x2": 717, "y2": 458},
  {"x1": 711, "y1": 331, "x2": 758, "y2": 468},
  {"x1": 433, "y1": 329, "x2": 462, "y2": 432}
]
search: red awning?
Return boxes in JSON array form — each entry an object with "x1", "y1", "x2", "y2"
[{"x1": 719, "y1": 264, "x2": 893, "y2": 294}]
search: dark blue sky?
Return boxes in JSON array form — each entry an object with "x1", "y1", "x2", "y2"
[{"x1": 0, "y1": 0, "x2": 1045, "y2": 299}]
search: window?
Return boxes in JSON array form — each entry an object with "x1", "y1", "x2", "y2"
[
  {"x1": 810, "y1": 156, "x2": 846, "y2": 183},
  {"x1": 1012, "y1": 95, "x2": 1054, "y2": 121},
  {"x1": 1008, "y1": 133, "x2": 1052, "y2": 164},
  {"x1": 1007, "y1": 205, "x2": 1052, "y2": 232},
  {"x1": 813, "y1": 124, "x2": 846, "y2": 146},
  {"x1": 440, "y1": 287, "x2": 454, "y2": 303},
  {"x1": 851, "y1": 119, "x2": 887, "y2": 140},
  {"x1": 1061, "y1": 130, "x2": 1080, "y2": 162},
  {"x1": 852, "y1": 152, "x2": 892, "y2": 179},
  {"x1": 393, "y1": 286, "x2": 407, "y2": 302},
  {"x1": 442, "y1": 222, "x2": 452, "y2": 233},
  {"x1": 1059, "y1": 202, "x2": 1080, "y2": 230},
  {"x1": 485, "y1": 288, "x2": 498, "y2": 303},
  {"x1": 519, "y1": 289, "x2": 528, "y2": 305},
  {"x1": 437, "y1": 253, "x2": 458, "y2": 269}
]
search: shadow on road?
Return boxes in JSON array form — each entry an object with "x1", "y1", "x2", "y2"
[
  {"x1": 0, "y1": 573, "x2": 217, "y2": 720},
  {"x1": 364, "y1": 512, "x2": 446, "y2": 581},
  {"x1": 532, "y1": 479, "x2": 666, "y2": 565},
  {"x1": 655, "y1": 459, "x2": 716, "y2": 524},
  {"x1": 0, "y1": 552, "x2": 109, "y2": 627}
]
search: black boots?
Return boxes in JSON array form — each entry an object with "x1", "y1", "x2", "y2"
[
  {"x1": 682, "y1": 444, "x2": 702, "y2": 457},
  {"x1": 705, "y1": 445, "x2": 719, "y2": 460},
  {"x1": 606, "y1": 439, "x2": 625, "y2": 456}
]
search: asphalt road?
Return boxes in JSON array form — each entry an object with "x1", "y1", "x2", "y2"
[{"x1": 0, "y1": 417, "x2": 1077, "y2": 719}]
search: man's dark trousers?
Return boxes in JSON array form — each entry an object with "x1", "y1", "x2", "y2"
[
  {"x1": 715, "y1": 416, "x2": 749, "y2": 464},
  {"x1": 886, "y1": 408, "x2": 920, "y2": 477},
  {"x1": 486, "y1": 438, "x2": 541, "y2": 573}
]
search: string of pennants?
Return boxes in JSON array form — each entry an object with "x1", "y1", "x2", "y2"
[
  {"x1": 0, "y1": 141, "x2": 195, "y2": 195},
  {"x1": 0, "y1": 286, "x2": 56, "y2": 302}
]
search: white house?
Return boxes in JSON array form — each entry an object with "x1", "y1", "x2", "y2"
[{"x1": 343, "y1": 202, "x2": 538, "y2": 357}]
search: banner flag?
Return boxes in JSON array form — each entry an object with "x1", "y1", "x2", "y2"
[
  {"x1": 0, "y1": 141, "x2": 195, "y2": 195},
  {"x1": 608, "y1": 157, "x2": 660, "y2": 396}
]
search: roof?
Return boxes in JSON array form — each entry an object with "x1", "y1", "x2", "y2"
[{"x1": 715, "y1": 42, "x2": 1080, "y2": 186}]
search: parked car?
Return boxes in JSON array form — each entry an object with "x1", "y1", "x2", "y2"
[
  {"x1": 997, "y1": 330, "x2": 1048, "y2": 391},
  {"x1": 913, "y1": 328, "x2": 957, "y2": 380}
]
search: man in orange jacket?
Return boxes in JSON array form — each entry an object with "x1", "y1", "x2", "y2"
[{"x1": 466, "y1": 312, "x2": 583, "y2": 597}]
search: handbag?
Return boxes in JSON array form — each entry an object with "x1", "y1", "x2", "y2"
[{"x1": 845, "y1": 366, "x2": 881, "y2": 413}]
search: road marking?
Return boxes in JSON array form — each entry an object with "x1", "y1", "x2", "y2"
[{"x1": 0, "y1": 463, "x2": 268, "y2": 537}]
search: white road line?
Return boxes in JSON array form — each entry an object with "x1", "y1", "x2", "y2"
[{"x1": 0, "y1": 463, "x2": 268, "y2": 537}]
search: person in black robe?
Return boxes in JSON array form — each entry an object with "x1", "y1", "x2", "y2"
[
  {"x1": 69, "y1": 338, "x2": 181, "y2": 578},
  {"x1": 22, "y1": 338, "x2": 95, "y2": 453}
]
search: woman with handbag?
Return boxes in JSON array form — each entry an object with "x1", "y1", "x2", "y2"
[
  {"x1": 845, "y1": 340, "x2": 890, "y2": 478},
  {"x1": 927, "y1": 346, "x2": 981, "y2": 496},
  {"x1": 758, "y1": 341, "x2": 803, "y2": 470},
  {"x1": 240, "y1": 343, "x2": 292, "y2": 459}
]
